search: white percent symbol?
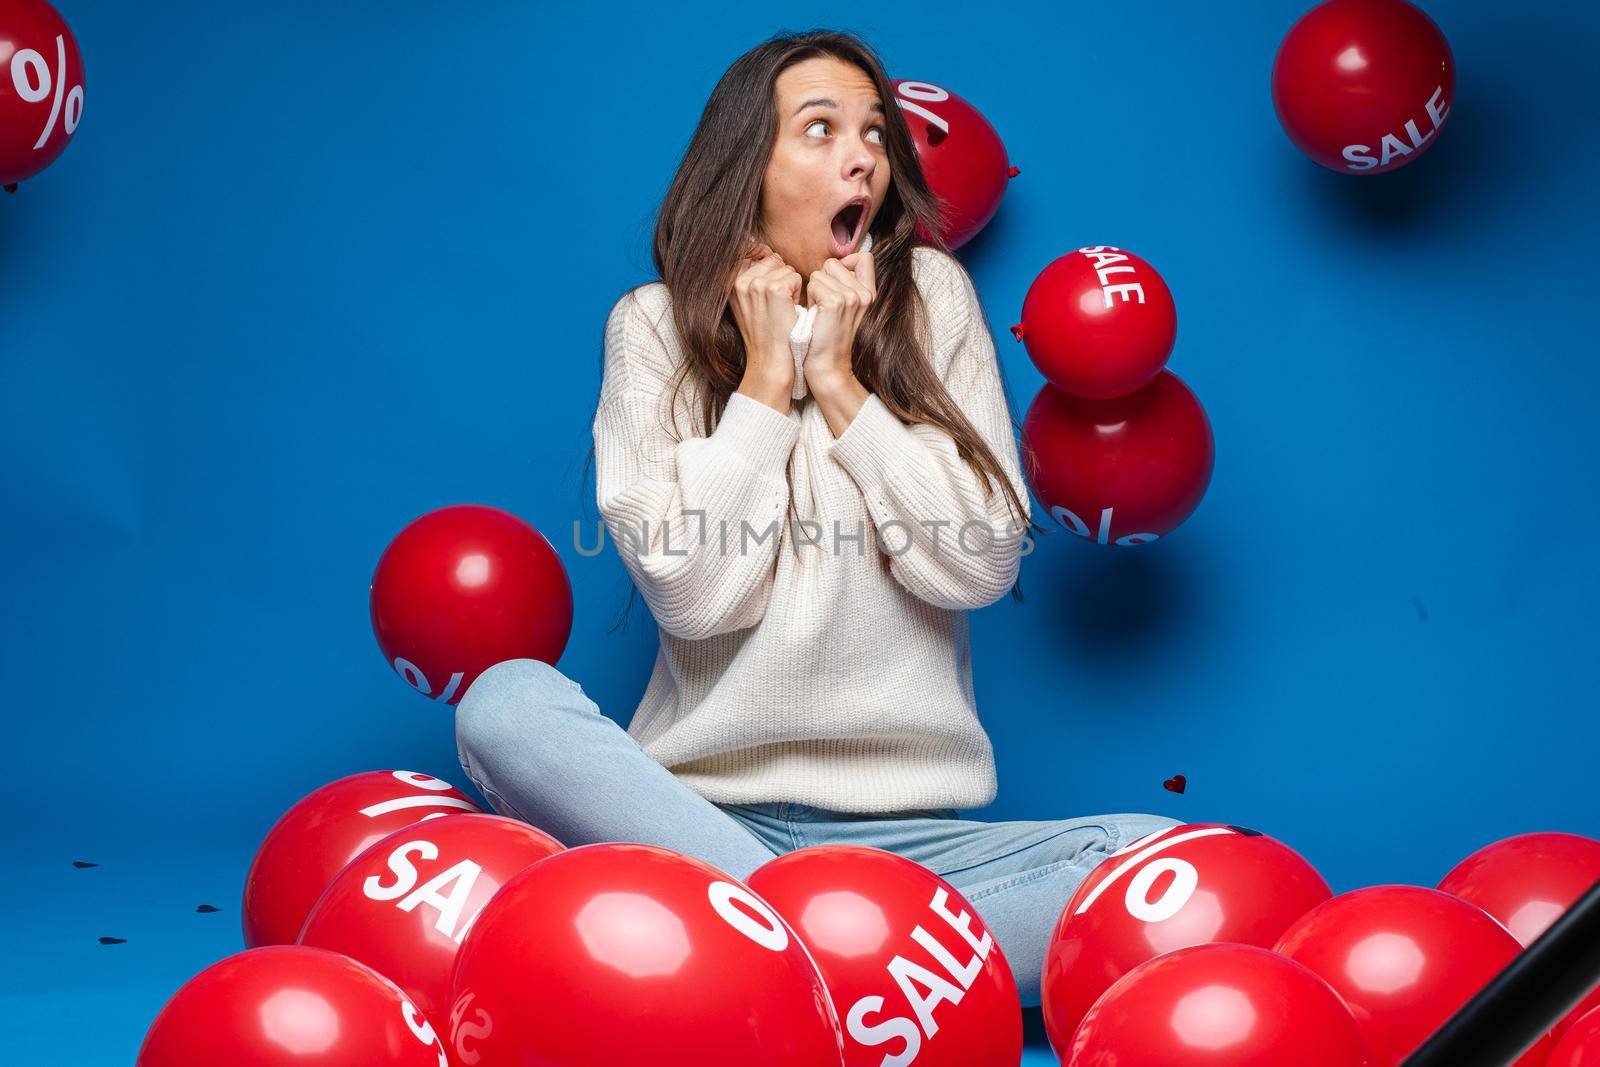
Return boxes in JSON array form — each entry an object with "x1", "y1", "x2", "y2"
[
  {"x1": 11, "y1": 33, "x2": 83, "y2": 150},
  {"x1": 357, "y1": 770, "x2": 481, "y2": 821},
  {"x1": 391, "y1": 657, "x2": 466, "y2": 704},
  {"x1": 895, "y1": 81, "x2": 950, "y2": 136},
  {"x1": 1072, "y1": 825, "x2": 1238, "y2": 922}
]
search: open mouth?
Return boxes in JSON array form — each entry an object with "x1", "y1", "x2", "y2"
[{"x1": 829, "y1": 198, "x2": 869, "y2": 256}]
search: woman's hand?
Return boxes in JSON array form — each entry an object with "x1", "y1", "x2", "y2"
[
  {"x1": 803, "y1": 250, "x2": 876, "y2": 395},
  {"x1": 730, "y1": 242, "x2": 803, "y2": 399}
]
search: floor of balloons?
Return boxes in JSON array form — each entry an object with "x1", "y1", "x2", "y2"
[
  {"x1": 11, "y1": 0, "x2": 1600, "y2": 1062},
  {"x1": 9, "y1": 838, "x2": 1068, "y2": 1063}
]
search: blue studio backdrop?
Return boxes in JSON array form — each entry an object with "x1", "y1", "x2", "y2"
[{"x1": 3, "y1": 0, "x2": 1597, "y2": 1061}]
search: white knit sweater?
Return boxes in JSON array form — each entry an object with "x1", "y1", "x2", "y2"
[{"x1": 592, "y1": 243, "x2": 1030, "y2": 813}]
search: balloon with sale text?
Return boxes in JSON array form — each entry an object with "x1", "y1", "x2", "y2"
[
  {"x1": 748, "y1": 845, "x2": 1023, "y2": 1067},
  {"x1": 1012, "y1": 246, "x2": 1177, "y2": 400},
  {"x1": 298, "y1": 812, "x2": 564, "y2": 1029},
  {"x1": 1272, "y1": 0, "x2": 1455, "y2": 174},
  {"x1": 242, "y1": 770, "x2": 482, "y2": 948}
]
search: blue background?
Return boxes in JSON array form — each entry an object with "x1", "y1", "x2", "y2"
[{"x1": 4, "y1": 0, "x2": 1596, "y2": 1061}]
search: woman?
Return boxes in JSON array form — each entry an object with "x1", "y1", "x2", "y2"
[{"x1": 454, "y1": 29, "x2": 1179, "y2": 1007}]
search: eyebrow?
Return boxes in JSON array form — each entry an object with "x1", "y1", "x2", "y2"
[{"x1": 791, "y1": 97, "x2": 886, "y2": 119}]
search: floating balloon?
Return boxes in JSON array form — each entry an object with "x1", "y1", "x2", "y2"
[
  {"x1": 370, "y1": 504, "x2": 573, "y2": 705},
  {"x1": 748, "y1": 845, "x2": 1022, "y2": 1067},
  {"x1": 1272, "y1": 0, "x2": 1455, "y2": 174},
  {"x1": 1022, "y1": 372, "x2": 1214, "y2": 546},
  {"x1": 0, "y1": 0, "x2": 86, "y2": 189},
  {"x1": 298, "y1": 813, "x2": 563, "y2": 1027},
  {"x1": 1437, "y1": 830, "x2": 1600, "y2": 1040},
  {"x1": 1274, "y1": 884, "x2": 1556, "y2": 1066},
  {"x1": 891, "y1": 79, "x2": 1015, "y2": 250},
  {"x1": 136, "y1": 946, "x2": 450, "y2": 1066},
  {"x1": 1042, "y1": 823, "x2": 1332, "y2": 1056},
  {"x1": 1065, "y1": 943, "x2": 1373, "y2": 1066},
  {"x1": 1012, "y1": 246, "x2": 1177, "y2": 399},
  {"x1": 242, "y1": 770, "x2": 481, "y2": 948},
  {"x1": 447, "y1": 843, "x2": 846, "y2": 1067}
]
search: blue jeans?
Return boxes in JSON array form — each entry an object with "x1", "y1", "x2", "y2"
[{"x1": 453, "y1": 658, "x2": 1181, "y2": 1008}]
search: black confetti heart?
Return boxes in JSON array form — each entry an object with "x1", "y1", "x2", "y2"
[
  {"x1": 72, "y1": 861, "x2": 99, "y2": 869},
  {"x1": 196, "y1": 904, "x2": 221, "y2": 913},
  {"x1": 98, "y1": 937, "x2": 127, "y2": 945}
]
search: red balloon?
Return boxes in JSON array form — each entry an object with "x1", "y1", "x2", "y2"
[
  {"x1": 298, "y1": 813, "x2": 563, "y2": 1026},
  {"x1": 0, "y1": 0, "x2": 86, "y2": 188},
  {"x1": 1042, "y1": 823, "x2": 1332, "y2": 1056},
  {"x1": 1437, "y1": 831, "x2": 1600, "y2": 1040},
  {"x1": 1438, "y1": 832, "x2": 1600, "y2": 946},
  {"x1": 242, "y1": 770, "x2": 481, "y2": 949},
  {"x1": 747, "y1": 845, "x2": 1022, "y2": 1067},
  {"x1": 891, "y1": 79, "x2": 1014, "y2": 250},
  {"x1": 1021, "y1": 372, "x2": 1214, "y2": 547},
  {"x1": 1560, "y1": 985, "x2": 1600, "y2": 1049},
  {"x1": 1272, "y1": 0, "x2": 1455, "y2": 175},
  {"x1": 370, "y1": 504, "x2": 573, "y2": 705},
  {"x1": 137, "y1": 945, "x2": 450, "y2": 1066},
  {"x1": 447, "y1": 843, "x2": 846, "y2": 1067},
  {"x1": 1066, "y1": 943, "x2": 1373, "y2": 1066},
  {"x1": 1274, "y1": 885, "x2": 1556, "y2": 1066},
  {"x1": 1012, "y1": 246, "x2": 1177, "y2": 399},
  {"x1": 1549, "y1": 1007, "x2": 1600, "y2": 1067}
]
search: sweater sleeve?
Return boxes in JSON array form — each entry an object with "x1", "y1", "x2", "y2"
[
  {"x1": 824, "y1": 253, "x2": 1031, "y2": 611},
  {"x1": 594, "y1": 289, "x2": 800, "y2": 639}
]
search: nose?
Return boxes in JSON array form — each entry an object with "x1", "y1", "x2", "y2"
[{"x1": 843, "y1": 142, "x2": 876, "y2": 184}]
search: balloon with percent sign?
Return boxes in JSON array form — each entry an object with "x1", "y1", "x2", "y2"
[
  {"x1": 447, "y1": 843, "x2": 847, "y2": 1067},
  {"x1": 371, "y1": 504, "x2": 574, "y2": 706},
  {"x1": 891, "y1": 79, "x2": 1015, "y2": 250},
  {"x1": 1022, "y1": 372, "x2": 1215, "y2": 547},
  {"x1": 1041, "y1": 822, "x2": 1333, "y2": 1058},
  {"x1": 0, "y1": 0, "x2": 86, "y2": 190},
  {"x1": 242, "y1": 770, "x2": 482, "y2": 949}
]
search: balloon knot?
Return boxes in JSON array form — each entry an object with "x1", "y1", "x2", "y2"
[
  {"x1": 1006, "y1": 166, "x2": 1020, "y2": 179},
  {"x1": 1009, "y1": 323, "x2": 1026, "y2": 342}
]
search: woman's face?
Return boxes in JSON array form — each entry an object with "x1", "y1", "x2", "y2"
[{"x1": 758, "y1": 55, "x2": 891, "y2": 292}]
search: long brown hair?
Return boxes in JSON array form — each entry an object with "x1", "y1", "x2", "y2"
[{"x1": 586, "y1": 29, "x2": 1038, "y2": 633}]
